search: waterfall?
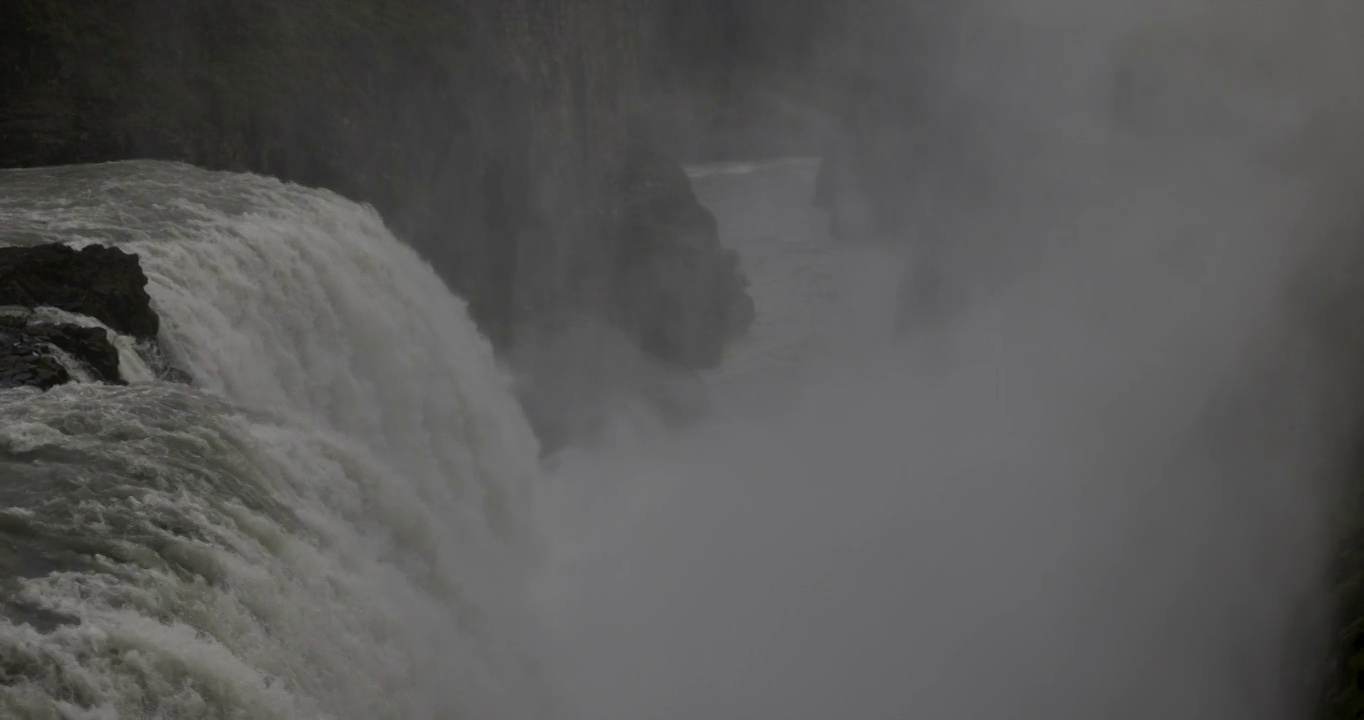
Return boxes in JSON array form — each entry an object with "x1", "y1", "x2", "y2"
[{"x1": 0, "y1": 161, "x2": 553, "y2": 720}]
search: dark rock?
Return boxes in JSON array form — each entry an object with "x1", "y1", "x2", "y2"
[
  {"x1": 0, "y1": 341, "x2": 69, "y2": 391},
  {"x1": 613, "y1": 143, "x2": 755, "y2": 368},
  {"x1": 0, "y1": 316, "x2": 128, "y2": 390},
  {"x1": 19, "y1": 322, "x2": 123, "y2": 384},
  {"x1": 0, "y1": 245, "x2": 158, "y2": 339},
  {"x1": 0, "y1": 3, "x2": 756, "y2": 380},
  {"x1": 0, "y1": 2, "x2": 765, "y2": 450},
  {"x1": 0, "y1": 242, "x2": 179, "y2": 390},
  {"x1": 0, "y1": 1, "x2": 639, "y2": 356},
  {"x1": 635, "y1": 0, "x2": 834, "y2": 163}
]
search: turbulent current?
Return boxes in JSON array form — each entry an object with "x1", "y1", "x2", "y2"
[
  {"x1": 0, "y1": 162, "x2": 547, "y2": 719},
  {"x1": 3, "y1": 4, "x2": 1364, "y2": 715},
  {"x1": 0, "y1": 146, "x2": 1356, "y2": 719}
]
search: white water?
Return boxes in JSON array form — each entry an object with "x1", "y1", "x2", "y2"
[
  {"x1": 2, "y1": 147, "x2": 1343, "y2": 719},
  {"x1": 0, "y1": 163, "x2": 550, "y2": 719},
  {"x1": 1, "y1": 1, "x2": 1363, "y2": 718}
]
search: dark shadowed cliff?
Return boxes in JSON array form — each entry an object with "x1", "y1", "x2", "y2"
[
  {"x1": 636, "y1": 0, "x2": 838, "y2": 161},
  {"x1": 0, "y1": 0, "x2": 752, "y2": 372}
]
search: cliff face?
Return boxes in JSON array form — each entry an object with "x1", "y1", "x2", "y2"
[
  {"x1": 0, "y1": 0, "x2": 751, "y2": 369},
  {"x1": 635, "y1": 0, "x2": 837, "y2": 161},
  {"x1": 447, "y1": 0, "x2": 639, "y2": 345},
  {"x1": 809, "y1": 2, "x2": 972, "y2": 242}
]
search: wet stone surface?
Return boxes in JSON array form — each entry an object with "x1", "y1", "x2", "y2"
[{"x1": 0, "y1": 314, "x2": 125, "y2": 389}]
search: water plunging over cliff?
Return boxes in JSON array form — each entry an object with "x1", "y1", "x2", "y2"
[{"x1": 0, "y1": 161, "x2": 551, "y2": 719}]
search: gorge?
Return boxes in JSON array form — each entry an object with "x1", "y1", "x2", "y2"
[{"x1": 2, "y1": 1, "x2": 1364, "y2": 718}]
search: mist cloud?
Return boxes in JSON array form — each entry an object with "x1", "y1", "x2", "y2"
[{"x1": 531, "y1": 1, "x2": 1364, "y2": 718}]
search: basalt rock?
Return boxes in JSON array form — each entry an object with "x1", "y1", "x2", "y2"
[
  {"x1": 0, "y1": 315, "x2": 126, "y2": 390},
  {"x1": 0, "y1": 336, "x2": 70, "y2": 391},
  {"x1": 0, "y1": 315, "x2": 124, "y2": 385},
  {"x1": 0, "y1": 245, "x2": 159, "y2": 339},
  {"x1": 0, "y1": 2, "x2": 757, "y2": 378},
  {"x1": 0, "y1": 1, "x2": 637, "y2": 352},
  {"x1": 0, "y1": 243, "x2": 173, "y2": 391},
  {"x1": 635, "y1": 0, "x2": 836, "y2": 163},
  {"x1": 614, "y1": 143, "x2": 755, "y2": 368}
]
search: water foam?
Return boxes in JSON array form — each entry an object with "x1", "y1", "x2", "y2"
[{"x1": 0, "y1": 162, "x2": 551, "y2": 719}]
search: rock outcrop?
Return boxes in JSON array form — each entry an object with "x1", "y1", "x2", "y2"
[
  {"x1": 0, "y1": 332, "x2": 75, "y2": 390},
  {"x1": 0, "y1": 1, "x2": 752, "y2": 374},
  {"x1": 0, "y1": 244, "x2": 166, "y2": 390},
  {"x1": 0, "y1": 245, "x2": 159, "y2": 339},
  {"x1": 0, "y1": 315, "x2": 123, "y2": 388},
  {"x1": 614, "y1": 143, "x2": 754, "y2": 368}
]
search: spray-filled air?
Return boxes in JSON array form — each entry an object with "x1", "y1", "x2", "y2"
[
  {"x1": 529, "y1": 2, "x2": 1364, "y2": 719},
  {"x1": 2, "y1": 1, "x2": 1364, "y2": 718}
]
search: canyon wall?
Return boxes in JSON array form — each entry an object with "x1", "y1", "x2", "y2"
[{"x1": 0, "y1": 0, "x2": 751, "y2": 369}]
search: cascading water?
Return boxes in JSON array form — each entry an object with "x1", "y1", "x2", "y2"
[
  {"x1": 3, "y1": 1, "x2": 1364, "y2": 718},
  {"x1": 0, "y1": 161, "x2": 551, "y2": 720}
]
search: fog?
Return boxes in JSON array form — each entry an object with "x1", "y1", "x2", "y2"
[{"x1": 528, "y1": 1, "x2": 1364, "y2": 718}]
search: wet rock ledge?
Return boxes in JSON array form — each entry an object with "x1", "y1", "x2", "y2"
[{"x1": 0, "y1": 244, "x2": 166, "y2": 390}]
